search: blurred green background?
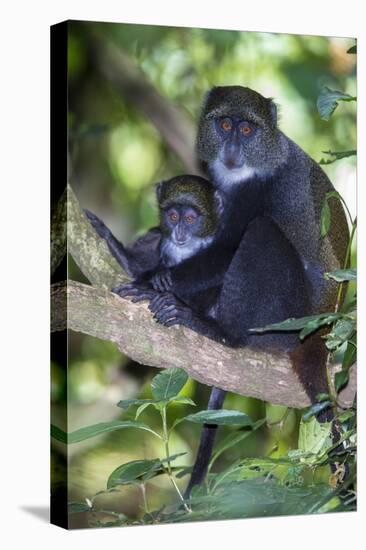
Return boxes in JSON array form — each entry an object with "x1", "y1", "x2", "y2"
[{"x1": 52, "y1": 21, "x2": 356, "y2": 528}]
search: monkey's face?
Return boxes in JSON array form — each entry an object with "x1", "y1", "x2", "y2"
[
  {"x1": 197, "y1": 86, "x2": 287, "y2": 188},
  {"x1": 161, "y1": 205, "x2": 205, "y2": 247}
]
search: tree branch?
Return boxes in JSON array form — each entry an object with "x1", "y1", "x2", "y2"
[
  {"x1": 51, "y1": 281, "x2": 355, "y2": 409},
  {"x1": 88, "y1": 30, "x2": 199, "y2": 173},
  {"x1": 52, "y1": 185, "x2": 356, "y2": 410}
]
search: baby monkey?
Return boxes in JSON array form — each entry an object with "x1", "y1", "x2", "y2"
[{"x1": 113, "y1": 175, "x2": 226, "y2": 323}]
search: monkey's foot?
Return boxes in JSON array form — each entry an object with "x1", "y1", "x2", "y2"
[
  {"x1": 148, "y1": 293, "x2": 192, "y2": 327},
  {"x1": 150, "y1": 270, "x2": 172, "y2": 292},
  {"x1": 112, "y1": 281, "x2": 157, "y2": 303}
]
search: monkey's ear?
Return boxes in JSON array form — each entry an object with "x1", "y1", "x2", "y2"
[
  {"x1": 268, "y1": 99, "x2": 278, "y2": 125},
  {"x1": 155, "y1": 181, "x2": 164, "y2": 201}
]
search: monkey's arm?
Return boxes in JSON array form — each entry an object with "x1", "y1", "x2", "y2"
[
  {"x1": 154, "y1": 243, "x2": 236, "y2": 295},
  {"x1": 85, "y1": 209, "x2": 161, "y2": 278}
]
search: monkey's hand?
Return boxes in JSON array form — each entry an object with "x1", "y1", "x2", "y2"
[
  {"x1": 148, "y1": 292, "x2": 193, "y2": 328},
  {"x1": 84, "y1": 209, "x2": 112, "y2": 240},
  {"x1": 112, "y1": 281, "x2": 158, "y2": 303},
  {"x1": 150, "y1": 269, "x2": 173, "y2": 292}
]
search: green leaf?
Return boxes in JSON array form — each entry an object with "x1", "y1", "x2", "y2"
[
  {"x1": 320, "y1": 198, "x2": 331, "y2": 237},
  {"x1": 107, "y1": 459, "x2": 161, "y2": 488},
  {"x1": 107, "y1": 453, "x2": 186, "y2": 488},
  {"x1": 302, "y1": 401, "x2": 332, "y2": 422},
  {"x1": 342, "y1": 339, "x2": 357, "y2": 370},
  {"x1": 325, "y1": 319, "x2": 355, "y2": 351},
  {"x1": 210, "y1": 419, "x2": 266, "y2": 468},
  {"x1": 68, "y1": 501, "x2": 91, "y2": 514},
  {"x1": 319, "y1": 150, "x2": 356, "y2": 165},
  {"x1": 335, "y1": 370, "x2": 349, "y2": 393},
  {"x1": 317, "y1": 87, "x2": 356, "y2": 121},
  {"x1": 169, "y1": 396, "x2": 196, "y2": 406},
  {"x1": 347, "y1": 44, "x2": 357, "y2": 54},
  {"x1": 325, "y1": 268, "x2": 357, "y2": 282},
  {"x1": 135, "y1": 402, "x2": 155, "y2": 420},
  {"x1": 117, "y1": 398, "x2": 157, "y2": 410},
  {"x1": 163, "y1": 479, "x2": 336, "y2": 522},
  {"x1": 250, "y1": 313, "x2": 339, "y2": 335},
  {"x1": 184, "y1": 409, "x2": 253, "y2": 426},
  {"x1": 51, "y1": 424, "x2": 67, "y2": 443},
  {"x1": 151, "y1": 368, "x2": 188, "y2": 400},
  {"x1": 298, "y1": 416, "x2": 332, "y2": 456},
  {"x1": 61, "y1": 421, "x2": 160, "y2": 444}
]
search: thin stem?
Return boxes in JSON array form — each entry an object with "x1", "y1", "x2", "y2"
[
  {"x1": 338, "y1": 195, "x2": 353, "y2": 227},
  {"x1": 161, "y1": 406, "x2": 191, "y2": 513},
  {"x1": 140, "y1": 482, "x2": 150, "y2": 516},
  {"x1": 334, "y1": 217, "x2": 357, "y2": 314},
  {"x1": 325, "y1": 216, "x2": 357, "y2": 411}
]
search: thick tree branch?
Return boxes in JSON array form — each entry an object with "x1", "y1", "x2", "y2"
[
  {"x1": 67, "y1": 184, "x2": 127, "y2": 290},
  {"x1": 51, "y1": 281, "x2": 355, "y2": 409}
]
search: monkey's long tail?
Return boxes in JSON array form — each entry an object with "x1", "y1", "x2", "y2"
[{"x1": 184, "y1": 387, "x2": 226, "y2": 499}]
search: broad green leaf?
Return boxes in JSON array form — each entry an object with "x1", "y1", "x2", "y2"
[
  {"x1": 163, "y1": 479, "x2": 336, "y2": 522},
  {"x1": 335, "y1": 370, "x2": 349, "y2": 393},
  {"x1": 135, "y1": 402, "x2": 155, "y2": 420},
  {"x1": 332, "y1": 319, "x2": 355, "y2": 340},
  {"x1": 169, "y1": 396, "x2": 196, "y2": 406},
  {"x1": 325, "y1": 268, "x2": 357, "y2": 282},
  {"x1": 337, "y1": 410, "x2": 354, "y2": 423},
  {"x1": 184, "y1": 409, "x2": 253, "y2": 426},
  {"x1": 151, "y1": 368, "x2": 188, "y2": 400},
  {"x1": 317, "y1": 87, "x2": 356, "y2": 121},
  {"x1": 342, "y1": 339, "x2": 357, "y2": 370},
  {"x1": 107, "y1": 459, "x2": 161, "y2": 488},
  {"x1": 319, "y1": 150, "x2": 356, "y2": 165},
  {"x1": 302, "y1": 401, "x2": 332, "y2": 421},
  {"x1": 68, "y1": 501, "x2": 91, "y2": 514},
  {"x1": 320, "y1": 198, "x2": 331, "y2": 236},
  {"x1": 117, "y1": 398, "x2": 157, "y2": 410},
  {"x1": 51, "y1": 424, "x2": 67, "y2": 443},
  {"x1": 107, "y1": 453, "x2": 186, "y2": 488},
  {"x1": 58, "y1": 421, "x2": 160, "y2": 444},
  {"x1": 325, "y1": 319, "x2": 355, "y2": 351},
  {"x1": 298, "y1": 416, "x2": 332, "y2": 456},
  {"x1": 250, "y1": 313, "x2": 340, "y2": 335},
  {"x1": 210, "y1": 419, "x2": 266, "y2": 468}
]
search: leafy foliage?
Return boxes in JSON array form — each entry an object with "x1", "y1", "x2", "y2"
[
  {"x1": 319, "y1": 149, "x2": 356, "y2": 165},
  {"x1": 317, "y1": 87, "x2": 356, "y2": 120}
]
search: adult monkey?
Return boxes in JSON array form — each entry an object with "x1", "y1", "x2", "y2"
[
  {"x1": 88, "y1": 86, "x2": 349, "y2": 494},
  {"x1": 149, "y1": 86, "x2": 349, "y2": 495}
]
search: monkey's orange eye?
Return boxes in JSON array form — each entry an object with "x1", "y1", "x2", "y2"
[
  {"x1": 169, "y1": 212, "x2": 178, "y2": 222},
  {"x1": 240, "y1": 125, "x2": 252, "y2": 135},
  {"x1": 185, "y1": 216, "x2": 194, "y2": 224},
  {"x1": 220, "y1": 119, "x2": 232, "y2": 132}
]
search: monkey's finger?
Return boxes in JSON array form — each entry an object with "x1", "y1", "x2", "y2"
[
  {"x1": 131, "y1": 292, "x2": 155, "y2": 303},
  {"x1": 162, "y1": 273, "x2": 172, "y2": 291},
  {"x1": 115, "y1": 285, "x2": 144, "y2": 298},
  {"x1": 164, "y1": 318, "x2": 182, "y2": 327},
  {"x1": 149, "y1": 293, "x2": 172, "y2": 312},
  {"x1": 154, "y1": 305, "x2": 176, "y2": 323},
  {"x1": 112, "y1": 282, "x2": 134, "y2": 293}
]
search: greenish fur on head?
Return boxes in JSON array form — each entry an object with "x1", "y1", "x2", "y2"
[
  {"x1": 197, "y1": 86, "x2": 288, "y2": 174},
  {"x1": 157, "y1": 175, "x2": 218, "y2": 237}
]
